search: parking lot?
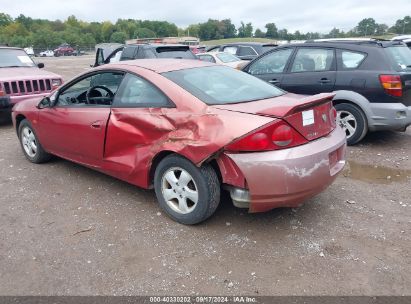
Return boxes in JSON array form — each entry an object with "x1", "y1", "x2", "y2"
[{"x1": 0, "y1": 55, "x2": 410, "y2": 296}]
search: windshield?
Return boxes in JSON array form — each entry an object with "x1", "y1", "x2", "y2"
[
  {"x1": 155, "y1": 47, "x2": 196, "y2": 59},
  {"x1": 216, "y1": 52, "x2": 241, "y2": 63},
  {"x1": 385, "y1": 46, "x2": 411, "y2": 71},
  {"x1": 0, "y1": 48, "x2": 36, "y2": 68},
  {"x1": 163, "y1": 66, "x2": 284, "y2": 105}
]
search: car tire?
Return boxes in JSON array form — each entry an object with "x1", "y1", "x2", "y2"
[
  {"x1": 18, "y1": 119, "x2": 52, "y2": 164},
  {"x1": 154, "y1": 155, "x2": 220, "y2": 225},
  {"x1": 335, "y1": 103, "x2": 368, "y2": 146}
]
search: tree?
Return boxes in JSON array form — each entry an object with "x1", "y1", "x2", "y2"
[
  {"x1": 110, "y1": 31, "x2": 128, "y2": 43},
  {"x1": 220, "y1": 19, "x2": 236, "y2": 38},
  {"x1": 390, "y1": 16, "x2": 411, "y2": 34},
  {"x1": 355, "y1": 18, "x2": 378, "y2": 36},
  {"x1": 327, "y1": 27, "x2": 345, "y2": 38},
  {"x1": 237, "y1": 22, "x2": 246, "y2": 38},
  {"x1": 0, "y1": 12, "x2": 13, "y2": 27},
  {"x1": 265, "y1": 23, "x2": 278, "y2": 38},
  {"x1": 244, "y1": 22, "x2": 253, "y2": 37},
  {"x1": 134, "y1": 27, "x2": 156, "y2": 38},
  {"x1": 254, "y1": 28, "x2": 265, "y2": 38}
]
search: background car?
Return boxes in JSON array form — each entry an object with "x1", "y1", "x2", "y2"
[
  {"x1": 12, "y1": 59, "x2": 345, "y2": 225},
  {"x1": 0, "y1": 46, "x2": 63, "y2": 120},
  {"x1": 196, "y1": 51, "x2": 246, "y2": 69},
  {"x1": 242, "y1": 39, "x2": 411, "y2": 145},
  {"x1": 39, "y1": 50, "x2": 55, "y2": 57},
  {"x1": 93, "y1": 43, "x2": 197, "y2": 67},
  {"x1": 392, "y1": 35, "x2": 411, "y2": 49},
  {"x1": 54, "y1": 43, "x2": 75, "y2": 56},
  {"x1": 207, "y1": 42, "x2": 277, "y2": 60}
]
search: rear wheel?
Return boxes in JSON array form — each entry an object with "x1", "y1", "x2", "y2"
[
  {"x1": 335, "y1": 103, "x2": 367, "y2": 145},
  {"x1": 154, "y1": 155, "x2": 220, "y2": 225},
  {"x1": 18, "y1": 119, "x2": 52, "y2": 163}
]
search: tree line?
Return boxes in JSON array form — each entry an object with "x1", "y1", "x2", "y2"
[{"x1": 0, "y1": 12, "x2": 410, "y2": 50}]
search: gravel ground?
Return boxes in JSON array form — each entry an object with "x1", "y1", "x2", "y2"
[{"x1": 0, "y1": 56, "x2": 410, "y2": 296}]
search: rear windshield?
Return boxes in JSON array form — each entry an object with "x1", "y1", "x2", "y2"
[
  {"x1": 0, "y1": 48, "x2": 36, "y2": 68},
  {"x1": 385, "y1": 46, "x2": 411, "y2": 71},
  {"x1": 163, "y1": 65, "x2": 284, "y2": 105},
  {"x1": 155, "y1": 47, "x2": 196, "y2": 59},
  {"x1": 262, "y1": 45, "x2": 277, "y2": 53},
  {"x1": 216, "y1": 52, "x2": 241, "y2": 63}
]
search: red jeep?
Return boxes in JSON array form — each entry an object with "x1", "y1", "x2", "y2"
[{"x1": 0, "y1": 47, "x2": 63, "y2": 119}]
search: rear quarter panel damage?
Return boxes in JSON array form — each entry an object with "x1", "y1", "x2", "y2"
[{"x1": 102, "y1": 107, "x2": 274, "y2": 189}]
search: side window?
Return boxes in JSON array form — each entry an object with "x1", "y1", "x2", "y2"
[
  {"x1": 114, "y1": 73, "x2": 171, "y2": 108},
  {"x1": 291, "y1": 48, "x2": 334, "y2": 72},
  {"x1": 223, "y1": 46, "x2": 238, "y2": 55},
  {"x1": 340, "y1": 50, "x2": 366, "y2": 69},
  {"x1": 238, "y1": 46, "x2": 257, "y2": 56},
  {"x1": 57, "y1": 72, "x2": 124, "y2": 106},
  {"x1": 248, "y1": 48, "x2": 293, "y2": 75},
  {"x1": 198, "y1": 55, "x2": 216, "y2": 63},
  {"x1": 120, "y1": 46, "x2": 138, "y2": 61}
]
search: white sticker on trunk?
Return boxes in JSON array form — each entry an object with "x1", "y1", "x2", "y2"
[{"x1": 302, "y1": 110, "x2": 315, "y2": 126}]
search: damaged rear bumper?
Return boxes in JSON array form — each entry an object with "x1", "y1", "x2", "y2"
[{"x1": 224, "y1": 126, "x2": 347, "y2": 212}]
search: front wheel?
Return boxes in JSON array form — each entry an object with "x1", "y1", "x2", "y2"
[
  {"x1": 335, "y1": 103, "x2": 368, "y2": 145},
  {"x1": 18, "y1": 119, "x2": 52, "y2": 163},
  {"x1": 154, "y1": 155, "x2": 220, "y2": 225}
]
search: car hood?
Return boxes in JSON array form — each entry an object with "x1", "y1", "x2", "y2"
[{"x1": 0, "y1": 67, "x2": 61, "y2": 82}]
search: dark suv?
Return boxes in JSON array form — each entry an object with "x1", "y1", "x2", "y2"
[
  {"x1": 242, "y1": 40, "x2": 411, "y2": 144},
  {"x1": 93, "y1": 44, "x2": 196, "y2": 67},
  {"x1": 207, "y1": 42, "x2": 277, "y2": 61}
]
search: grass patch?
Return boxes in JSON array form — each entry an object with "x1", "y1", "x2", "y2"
[{"x1": 201, "y1": 37, "x2": 277, "y2": 45}]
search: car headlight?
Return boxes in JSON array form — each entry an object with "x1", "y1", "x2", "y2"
[{"x1": 51, "y1": 79, "x2": 62, "y2": 87}]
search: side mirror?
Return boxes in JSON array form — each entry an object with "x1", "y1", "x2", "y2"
[
  {"x1": 37, "y1": 97, "x2": 51, "y2": 109},
  {"x1": 37, "y1": 63, "x2": 45, "y2": 69}
]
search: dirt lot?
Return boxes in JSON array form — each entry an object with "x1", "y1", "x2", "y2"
[{"x1": 0, "y1": 56, "x2": 410, "y2": 296}]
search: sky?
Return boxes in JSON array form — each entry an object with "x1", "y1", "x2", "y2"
[{"x1": 0, "y1": 0, "x2": 409, "y2": 33}]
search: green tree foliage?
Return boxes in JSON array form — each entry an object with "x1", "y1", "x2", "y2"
[
  {"x1": 390, "y1": 16, "x2": 411, "y2": 34},
  {"x1": 0, "y1": 12, "x2": 12, "y2": 26},
  {"x1": 110, "y1": 31, "x2": 128, "y2": 43},
  {"x1": 197, "y1": 19, "x2": 236, "y2": 40},
  {"x1": 0, "y1": 11, "x2": 409, "y2": 49},
  {"x1": 265, "y1": 23, "x2": 278, "y2": 38},
  {"x1": 254, "y1": 28, "x2": 265, "y2": 38}
]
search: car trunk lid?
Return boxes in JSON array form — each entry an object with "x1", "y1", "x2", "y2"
[{"x1": 213, "y1": 92, "x2": 336, "y2": 141}]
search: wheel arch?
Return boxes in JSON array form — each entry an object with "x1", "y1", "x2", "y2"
[
  {"x1": 332, "y1": 90, "x2": 372, "y2": 124},
  {"x1": 148, "y1": 150, "x2": 223, "y2": 188},
  {"x1": 15, "y1": 114, "x2": 27, "y2": 135}
]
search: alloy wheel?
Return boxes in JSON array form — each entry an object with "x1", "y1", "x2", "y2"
[
  {"x1": 337, "y1": 110, "x2": 357, "y2": 139},
  {"x1": 161, "y1": 167, "x2": 199, "y2": 214}
]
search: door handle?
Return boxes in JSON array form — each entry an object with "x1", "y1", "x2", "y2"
[
  {"x1": 91, "y1": 121, "x2": 102, "y2": 129},
  {"x1": 268, "y1": 79, "x2": 279, "y2": 84},
  {"x1": 318, "y1": 78, "x2": 331, "y2": 84}
]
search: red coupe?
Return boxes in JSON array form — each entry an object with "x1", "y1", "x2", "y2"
[{"x1": 12, "y1": 59, "x2": 346, "y2": 224}]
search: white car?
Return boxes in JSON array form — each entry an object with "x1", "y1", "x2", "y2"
[
  {"x1": 392, "y1": 35, "x2": 411, "y2": 49},
  {"x1": 39, "y1": 50, "x2": 55, "y2": 57},
  {"x1": 196, "y1": 52, "x2": 246, "y2": 69}
]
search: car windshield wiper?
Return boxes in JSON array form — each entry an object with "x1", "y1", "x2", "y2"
[{"x1": 0, "y1": 65, "x2": 28, "y2": 68}]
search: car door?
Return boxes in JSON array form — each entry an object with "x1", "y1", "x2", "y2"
[
  {"x1": 103, "y1": 72, "x2": 174, "y2": 183},
  {"x1": 244, "y1": 48, "x2": 295, "y2": 86},
  {"x1": 281, "y1": 47, "x2": 337, "y2": 95},
  {"x1": 37, "y1": 71, "x2": 125, "y2": 166},
  {"x1": 93, "y1": 47, "x2": 124, "y2": 67}
]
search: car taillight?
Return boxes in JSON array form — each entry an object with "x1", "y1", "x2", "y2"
[
  {"x1": 225, "y1": 120, "x2": 308, "y2": 152},
  {"x1": 379, "y1": 75, "x2": 403, "y2": 97}
]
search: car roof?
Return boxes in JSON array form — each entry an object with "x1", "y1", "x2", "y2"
[
  {"x1": 276, "y1": 40, "x2": 405, "y2": 49},
  {"x1": 109, "y1": 58, "x2": 214, "y2": 73}
]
